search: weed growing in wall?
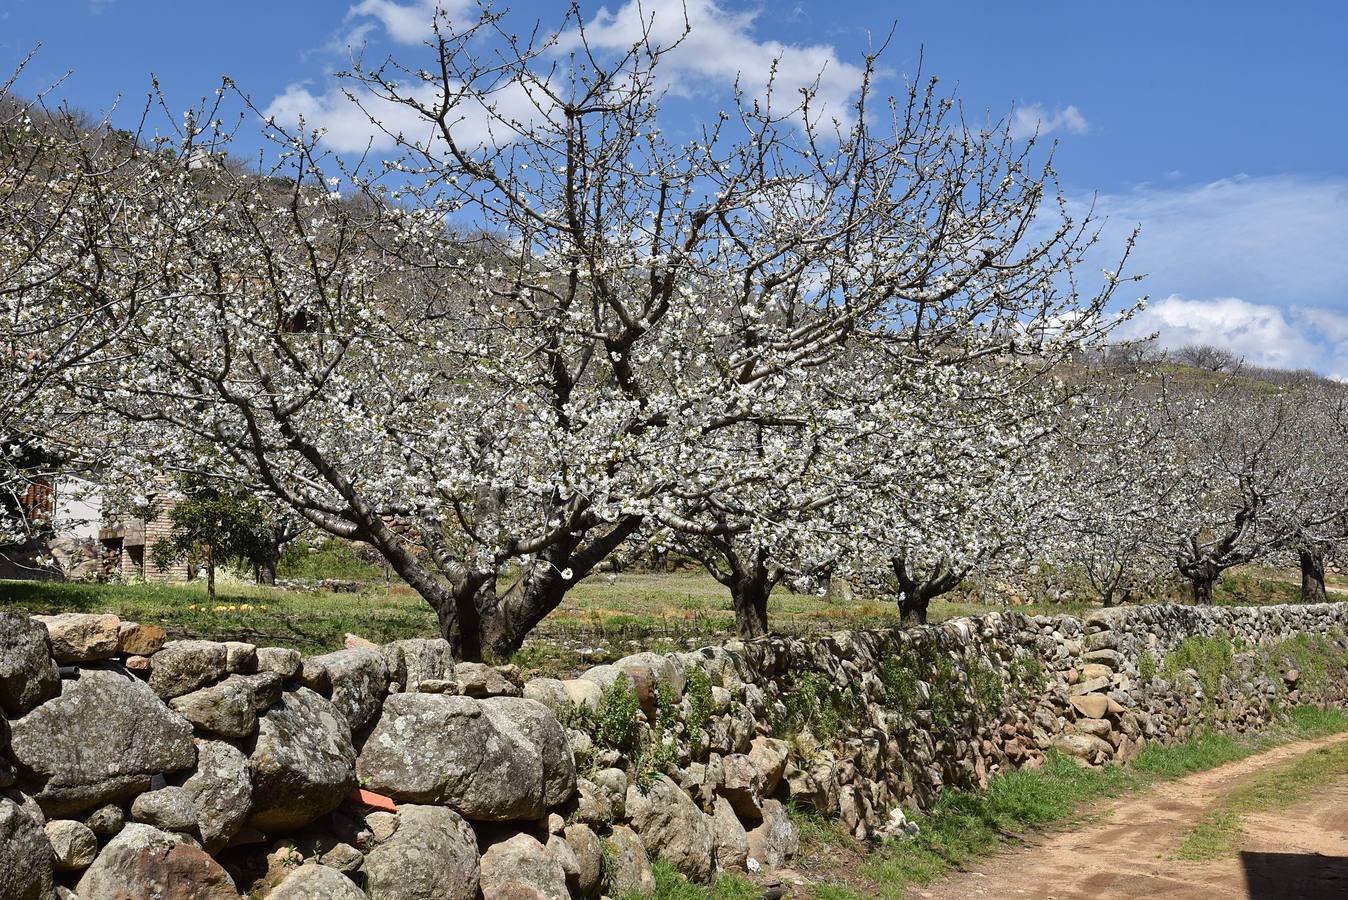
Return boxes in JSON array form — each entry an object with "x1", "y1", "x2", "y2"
[
  {"x1": 772, "y1": 671, "x2": 847, "y2": 743},
  {"x1": 683, "y1": 667, "x2": 715, "y2": 755},
  {"x1": 878, "y1": 642, "x2": 968, "y2": 729},
  {"x1": 970, "y1": 658, "x2": 1005, "y2": 720},
  {"x1": 1008, "y1": 655, "x2": 1048, "y2": 703},
  {"x1": 1138, "y1": 648, "x2": 1158, "y2": 683},
  {"x1": 1164, "y1": 632, "x2": 1237, "y2": 699},
  {"x1": 634, "y1": 677, "x2": 683, "y2": 789},
  {"x1": 558, "y1": 676, "x2": 645, "y2": 765}
]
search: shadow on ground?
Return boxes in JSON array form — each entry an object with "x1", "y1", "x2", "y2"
[{"x1": 1242, "y1": 851, "x2": 1348, "y2": 899}]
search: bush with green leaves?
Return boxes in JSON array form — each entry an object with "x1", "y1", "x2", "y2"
[{"x1": 150, "y1": 474, "x2": 270, "y2": 602}]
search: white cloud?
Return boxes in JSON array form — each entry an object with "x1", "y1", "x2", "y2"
[
  {"x1": 1119, "y1": 295, "x2": 1318, "y2": 368},
  {"x1": 345, "y1": 0, "x2": 474, "y2": 45},
  {"x1": 266, "y1": 82, "x2": 431, "y2": 154},
  {"x1": 565, "y1": 0, "x2": 865, "y2": 124},
  {"x1": 1117, "y1": 295, "x2": 1348, "y2": 376},
  {"x1": 271, "y1": 0, "x2": 866, "y2": 155},
  {"x1": 264, "y1": 76, "x2": 545, "y2": 155},
  {"x1": 1009, "y1": 103, "x2": 1088, "y2": 140},
  {"x1": 342, "y1": 0, "x2": 869, "y2": 126}
]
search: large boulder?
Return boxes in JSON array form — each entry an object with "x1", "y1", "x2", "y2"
[
  {"x1": 358, "y1": 693, "x2": 554, "y2": 821},
  {"x1": 614, "y1": 651, "x2": 685, "y2": 698},
  {"x1": 75, "y1": 823, "x2": 237, "y2": 900},
  {"x1": 0, "y1": 797, "x2": 53, "y2": 900},
  {"x1": 0, "y1": 613, "x2": 58, "y2": 715},
  {"x1": 169, "y1": 676, "x2": 258, "y2": 738},
  {"x1": 382, "y1": 638, "x2": 453, "y2": 691},
  {"x1": 711, "y1": 796, "x2": 748, "y2": 872},
  {"x1": 522, "y1": 677, "x2": 570, "y2": 710},
  {"x1": 148, "y1": 641, "x2": 230, "y2": 700},
  {"x1": 745, "y1": 799, "x2": 799, "y2": 870},
  {"x1": 746, "y1": 737, "x2": 789, "y2": 796},
  {"x1": 31, "y1": 613, "x2": 120, "y2": 663},
  {"x1": 481, "y1": 696, "x2": 577, "y2": 808},
  {"x1": 717, "y1": 753, "x2": 764, "y2": 818},
  {"x1": 118, "y1": 621, "x2": 167, "y2": 656},
  {"x1": 563, "y1": 823, "x2": 604, "y2": 897},
  {"x1": 361, "y1": 804, "x2": 479, "y2": 900},
  {"x1": 625, "y1": 775, "x2": 716, "y2": 882},
  {"x1": 265, "y1": 862, "x2": 364, "y2": 899},
  {"x1": 454, "y1": 662, "x2": 521, "y2": 698},
  {"x1": 603, "y1": 825, "x2": 655, "y2": 896},
  {"x1": 129, "y1": 786, "x2": 198, "y2": 833},
  {"x1": 256, "y1": 647, "x2": 302, "y2": 680},
  {"x1": 8, "y1": 669, "x2": 196, "y2": 816},
  {"x1": 479, "y1": 832, "x2": 569, "y2": 900},
  {"x1": 305, "y1": 648, "x2": 388, "y2": 732},
  {"x1": 45, "y1": 818, "x2": 98, "y2": 871},
  {"x1": 247, "y1": 688, "x2": 356, "y2": 833},
  {"x1": 84, "y1": 803, "x2": 125, "y2": 839},
  {"x1": 181, "y1": 739, "x2": 252, "y2": 852}
]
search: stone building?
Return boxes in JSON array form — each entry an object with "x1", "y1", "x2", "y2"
[
  {"x1": 98, "y1": 505, "x2": 189, "y2": 582},
  {"x1": 98, "y1": 476, "x2": 190, "y2": 584}
]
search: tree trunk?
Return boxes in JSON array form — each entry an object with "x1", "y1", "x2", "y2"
[
  {"x1": 258, "y1": 552, "x2": 277, "y2": 586},
  {"x1": 898, "y1": 592, "x2": 929, "y2": 626},
  {"x1": 1300, "y1": 548, "x2": 1327, "y2": 604},
  {"x1": 206, "y1": 544, "x2": 216, "y2": 604},
  {"x1": 1190, "y1": 573, "x2": 1215, "y2": 605},
  {"x1": 730, "y1": 574, "x2": 771, "y2": 639},
  {"x1": 362, "y1": 509, "x2": 642, "y2": 662}
]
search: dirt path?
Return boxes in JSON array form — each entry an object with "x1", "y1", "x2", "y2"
[{"x1": 913, "y1": 733, "x2": 1348, "y2": 900}]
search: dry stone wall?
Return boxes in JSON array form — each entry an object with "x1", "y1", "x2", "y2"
[{"x1": 1, "y1": 602, "x2": 1347, "y2": 898}]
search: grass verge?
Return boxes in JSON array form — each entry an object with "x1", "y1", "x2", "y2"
[
  {"x1": 787, "y1": 705, "x2": 1348, "y2": 899},
  {"x1": 1174, "y1": 713, "x2": 1348, "y2": 860}
]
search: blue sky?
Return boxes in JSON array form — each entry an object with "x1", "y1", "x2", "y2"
[{"x1": 3, "y1": 0, "x2": 1347, "y2": 372}]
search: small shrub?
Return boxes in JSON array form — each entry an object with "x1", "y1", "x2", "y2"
[
  {"x1": 879, "y1": 642, "x2": 967, "y2": 729},
  {"x1": 970, "y1": 658, "x2": 1005, "y2": 721},
  {"x1": 1008, "y1": 655, "x2": 1048, "y2": 702},
  {"x1": 1164, "y1": 632, "x2": 1236, "y2": 698},
  {"x1": 593, "y1": 677, "x2": 643, "y2": 754},
  {"x1": 684, "y1": 667, "x2": 715, "y2": 754},
  {"x1": 1137, "y1": 648, "x2": 1158, "y2": 683},
  {"x1": 775, "y1": 671, "x2": 845, "y2": 743},
  {"x1": 879, "y1": 652, "x2": 922, "y2": 720}
]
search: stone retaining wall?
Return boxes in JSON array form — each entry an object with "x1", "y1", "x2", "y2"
[{"x1": 2, "y1": 602, "x2": 1346, "y2": 899}]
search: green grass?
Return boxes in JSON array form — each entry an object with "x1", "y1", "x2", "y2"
[
  {"x1": 1174, "y1": 719, "x2": 1348, "y2": 860},
  {"x1": 844, "y1": 706, "x2": 1348, "y2": 898},
  {"x1": 0, "y1": 570, "x2": 1088, "y2": 664},
  {"x1": 0, "y1": 577, "x2": 436, "y2": 654},
  {"x1": 621, "y1": 861, "x2": 761, "y2": 900},
  {"x1": 277, "y1": 538, "x2": 387, "y2": 580}
]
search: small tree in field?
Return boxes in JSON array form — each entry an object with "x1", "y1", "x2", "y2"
[{"x1": 151, "y1": 476, "x2": 269, "y2": 602}]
